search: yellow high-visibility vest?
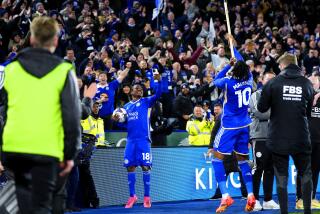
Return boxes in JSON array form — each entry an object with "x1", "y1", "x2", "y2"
[
  {"x1": 81, "y1": 115, "x2": 105, "y2": 146},
  {"x1": 186, "y1": 119, "x2": 214, "y2": 146},
  {"x1": 3, "y1": 61, "x2": 72, "y2": 161}
]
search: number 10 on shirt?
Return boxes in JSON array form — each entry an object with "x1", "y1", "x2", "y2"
[{"x1": 235, "y1": 88, "x2": 251, "y2": 108}]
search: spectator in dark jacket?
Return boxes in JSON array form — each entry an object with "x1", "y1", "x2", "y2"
[
  {"x1": 150, "y1": 101, "x2": 174, "y2": 147},
  {"x1": 172, "y1": 83, "x2": 193, "y2": 129},
  {"x1": 296, "y1": 75, "x2": 320, "y2": 209}
]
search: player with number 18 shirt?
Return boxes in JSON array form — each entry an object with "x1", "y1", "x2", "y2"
[{"x1": 113, "y1": 76, "x2": 162, "y2": 209}]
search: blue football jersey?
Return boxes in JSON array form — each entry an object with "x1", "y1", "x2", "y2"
[
  {"x1": 161, "y1": 67, "x2": 173, "y2": 93},
  {"x1": 214, "y1": 50, "x2": 252, "y2": 129},
  {"x1": 123, "y1": 82, "x2": 162, "y2": 141},
  {"x1": 145, "y1": 69, "x2": 155, "y2": 89},
  {"x1": 94, "y1": 79, "x2": 119, "y2": 116}
]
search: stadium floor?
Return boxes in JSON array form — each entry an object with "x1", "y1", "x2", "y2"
[{"x1": 66, "y1": 194, "x2": 320, "y2": 214}]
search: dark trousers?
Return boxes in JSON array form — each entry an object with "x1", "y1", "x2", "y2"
[
  {"x1": 251, "y1": 140, "x2": 274, "y2": 201},
  {"x1": 272, "y1": 152, "x2": 312, "y2": 214},
  {"x1": 311, "y1": 143, "x2": 320, "y2": 199},
  {"x1": 52, "y1": 170, "x2": 69, "y2": 214},
  {"x1": 78, "y1": 163, "x2": 99, "y2": 208},
  {"x1": 160, "y1": 92, "x2": 174, "y2": 118},
  {"x1": 66, "y1": 166, "x2": 79, "y2": 208},
  {"x1": 2, "y1": 153, "x2": 58, "y2": 214},
  {"x1": 296, "y1": 142, "x2": 320, "y2": 200}
]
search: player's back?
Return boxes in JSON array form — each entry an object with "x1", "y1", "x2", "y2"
[
  {"x1": 124, "y1": 98, "x2": 152, "y2": 141},
  {"x1": 222, "y1": 77, "x2": 252, "y2": 129}
]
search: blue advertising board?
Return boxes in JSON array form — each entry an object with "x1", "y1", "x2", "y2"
[{"x1": 90, "y1": 147, "x2": 316, "y2": 206}]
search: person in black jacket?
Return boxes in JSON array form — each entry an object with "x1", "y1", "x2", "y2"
[
  {"x1": 308, "y1": 76, "x2": 320, "y2": 203},
  {"x1": 172, "y1": 83, "x2": 194, "y2": 129},
  {"x1": 150, "y1": 101, "x2": 175, "y2": 147},
  {"x1": 258, "y1": 53, "x2": 314, "y2": 214},
  {"x1": 295, "y1": 75, "x2": 320, "y2": 209},
  {"x1": 173, "y1": 82, "x2": 215, "y2": 130}
]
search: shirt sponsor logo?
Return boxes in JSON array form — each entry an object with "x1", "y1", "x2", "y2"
[
  {"x1": 282, "y1": 85, "x2": 302, "y2": 101},
  {"x1": 128, "y1": 111, "x2": 139, "y2": 121}
]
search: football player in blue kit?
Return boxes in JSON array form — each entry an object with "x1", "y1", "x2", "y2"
[
  {"x1": 113, "y1": 73, "x2": 162, "y2": 208},
  {"x1": 212, "y1": 48, "x2": 255, "y2": 213}
]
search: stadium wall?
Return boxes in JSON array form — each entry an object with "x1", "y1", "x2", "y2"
[{"x1": 91, "y1": 146, "x2": 310, "y2": 207}]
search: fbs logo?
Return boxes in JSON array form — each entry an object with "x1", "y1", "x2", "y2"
[
  {"x1": 282, "y1": 85, "x2": 302, "y2": 101},
  {"x1": 283, "y1": 85, "x2": 302, "y2": 94}
]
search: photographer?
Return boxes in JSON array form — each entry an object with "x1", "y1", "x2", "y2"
[
  {"x1": 150, "y1": 101, "x2": 175, "y2": 147},
  {"x1": 186, "y1": 105, "x2": 214, "y2": 146}
]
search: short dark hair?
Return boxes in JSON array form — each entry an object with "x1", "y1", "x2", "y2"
[
  {"x1": 131, "y1": 81, "x2": 145, "y2": 88},
  {"x1": 66, "y1": 46, "x2": 74, "y2": 52},
  {"x1": 214, "y1": 103, "x2": 222, "y2": 108}
]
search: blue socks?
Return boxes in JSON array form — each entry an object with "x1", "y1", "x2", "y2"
[
  {"x1": 143, "y1": 171, "x2": 151, "y2": 197},
  {"x1": 128, "y1": 171, "x2": 151, "y2": 197},
  {"x1": 238, "y1": 161, "x2": 253, "y2": 194},
  {"x1": 212, "y1": 158, "x2": 228, "y2": 196},
  {"x1": 128, "y1": 172, "x2": 136, "y2": 197}
]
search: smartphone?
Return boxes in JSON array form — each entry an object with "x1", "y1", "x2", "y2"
[{"x1": 153, "y1": 69, "x2": 159, "y2": 75}]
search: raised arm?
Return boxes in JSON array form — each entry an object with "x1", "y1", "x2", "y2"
[
  {"x1": 117, "y1": 67, "x2": 130, "y2": 83},
  {"x1": 146, "y1": 74, "x2": 162, "y2": 107}
]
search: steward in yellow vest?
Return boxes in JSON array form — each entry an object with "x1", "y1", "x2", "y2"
[
  {"x1": 81, "y1": 102, "x2": 105, "y2": 146},
  {"x1": 186, "y1": 106, "x2": 214, "y2": 146},
  {"x1": 0, "y1": 17, "x2": 81, "y2": 213}
]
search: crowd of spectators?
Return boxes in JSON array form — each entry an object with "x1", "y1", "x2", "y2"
[{"x1": 1, "y1": 0, "x2": 320, "y2": 134}]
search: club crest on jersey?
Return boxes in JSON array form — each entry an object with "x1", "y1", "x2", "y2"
[
  {"x1": 136, "y1": 102, "x2": 140, "y2": 107},
  {"x1": 256, "y1": 152, "x2": 262, "y2": 158}
]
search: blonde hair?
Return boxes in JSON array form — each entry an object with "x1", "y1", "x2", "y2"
[
  {"x1": 30, "y1": 16, "x2": 59, "y2": 47},
  {"x1": 277, "y1": 52, "x2": 298, "y2": 67}
]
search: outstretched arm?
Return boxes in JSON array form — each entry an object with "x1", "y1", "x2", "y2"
[
  {"x1": 146, "y1": 74, "x2": 162, "y2": 107},
  {"x1": 117, "y1": 67, "x2": 130, "y2": 83}
]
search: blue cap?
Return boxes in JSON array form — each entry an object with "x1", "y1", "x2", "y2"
[
  {"x1": 135, "y1": 70, "x2": 142, "y2": 76},
  {"x1": 49, "y1": 10, "x2": 59, "y2": 17},
  {"x1": 203, "y1": 100, "x2": 210, "y2": 106},
  {"x1": 178, "y1": 45, "x2": 186, "y2": 54},
  {"x1": 181, "y1": 83, "x2": 189, "y2": 89},
  {"x1": 109, "y1": 30, "x2": 118, "y2": 37}
]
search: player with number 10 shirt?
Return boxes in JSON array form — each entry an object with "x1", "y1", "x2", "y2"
[{"x1": 210, "y1": 47, "x2": 255, "y2": 213}]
